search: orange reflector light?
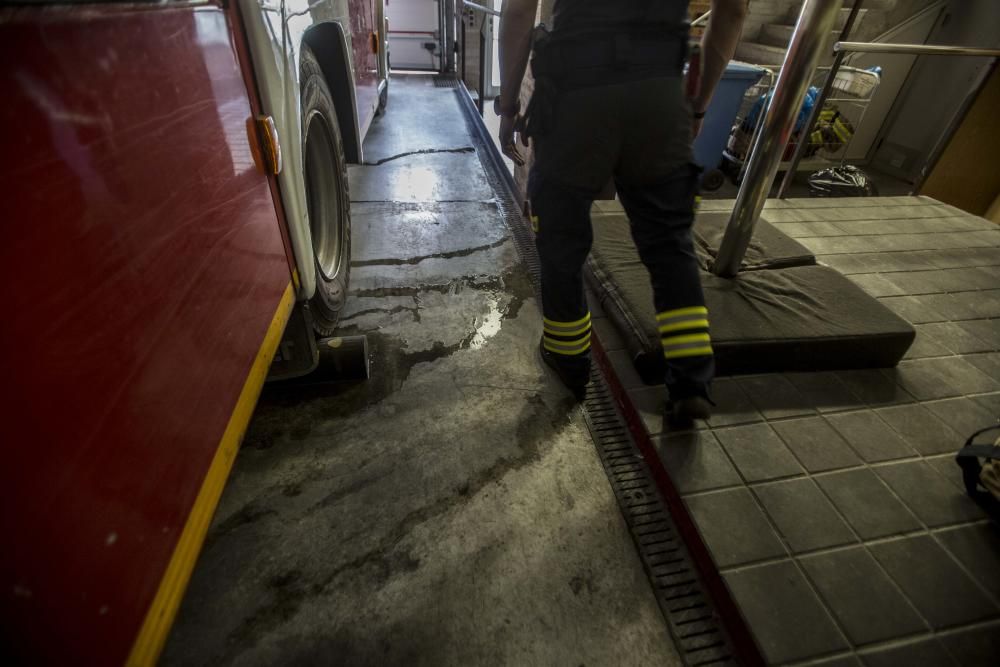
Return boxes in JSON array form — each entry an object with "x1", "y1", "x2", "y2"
[{"x1": 248, "y1": 115, "x2": 282, "y2": 175}]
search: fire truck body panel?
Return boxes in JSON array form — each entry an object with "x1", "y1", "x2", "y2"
[{"x1": 0, "y1": 0, "x2": 385, "y2": 663}]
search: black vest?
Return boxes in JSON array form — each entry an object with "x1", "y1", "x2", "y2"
[{"x1": 551, "y1": 0, "x2": 690, "y2": 36}]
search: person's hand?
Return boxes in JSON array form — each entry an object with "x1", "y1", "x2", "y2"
[{"x1": 499, "y1": 113, "x2": 528, "y2": 166}]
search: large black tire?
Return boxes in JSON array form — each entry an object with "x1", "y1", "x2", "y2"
[{"x1": 300, "y1": 45, "x2": 351, "y2": 336}]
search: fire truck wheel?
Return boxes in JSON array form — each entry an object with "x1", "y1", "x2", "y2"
[{"x1": 301, "y1": 44, "x2": 352, "y2": 336}]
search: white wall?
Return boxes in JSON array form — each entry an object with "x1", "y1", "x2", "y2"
[
  {"x1": 388, "y1": 0, "x2": 442, "y2": 70},
  {"x1": 843, "y1": 1, "x2": 945, "y2": 161},
  {"x1": 871, "y1": 0, "x2": 1000, "y2": 180}
]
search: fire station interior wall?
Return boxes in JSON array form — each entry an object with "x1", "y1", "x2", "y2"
[
  {"x1": 871, "y1": 0, "x2": 1000, "y2": 183},
  {"x1": 842, "y1": 1, "x2": 943, "y2": 162},
  {"x1": 920, "y1": 64, "x2": 1000, "y2": 217},
  {"x1": 388, "y1": 0, "x2": 442, "y2": 70}
]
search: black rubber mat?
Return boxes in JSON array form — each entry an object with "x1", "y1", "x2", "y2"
[
  {"x1": 693, "y1": 212, "x2": 815, "y2": 271},
  {"x1": 586, "y1": 207, "x2": 915, "y2": 383},
  {"x1": 455, "y1": 84, "x2": 747, "y2": 667}
]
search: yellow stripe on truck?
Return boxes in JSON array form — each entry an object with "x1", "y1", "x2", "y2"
[{"x1": 126, "y1": 282, "x2": 295, "y2": 667}]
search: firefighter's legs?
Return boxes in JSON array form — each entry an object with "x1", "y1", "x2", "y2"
[
  {"x1": 530, "y1": 176, "x2": 595, "y2": 394},
  {"x1": 616, "y1": 165, "x2": 714, "y2": 402},
  {"x1": 613, "y1": 77, "x2": 714, "y2": 403},
  {"x1": 528, "y1": 86, "x2": 619, "y2": 397}
]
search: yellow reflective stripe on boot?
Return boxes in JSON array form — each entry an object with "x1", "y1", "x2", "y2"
[
  {"x1": 544, "y1": 322, "x2": 592, "y2": 338},
  {"x1": 658, "y1": 318, "x2": 709, "y2": 335},
  {"x1": 543, "y1": 312, "x2": 591, "y2": 336},
  {"x1": 655, "y1": 306, "x2": 708, "y2": 324},
  {"x1": 665, "y1": 345, "x2": 714, "y2": 359},
  {"x1": 662, "y1": 332, "x2": 713, "y2": 359},
  {"x1": 543, "y1": 333, "x2": 592, "y2": 355}
]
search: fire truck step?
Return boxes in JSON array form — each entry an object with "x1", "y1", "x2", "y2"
[
  {"x1": 268, "y1": 334, "x2": 370, "y2": 386},
  {"x1": 316, "y1": 335, "x2": 371, "y2": 382}
]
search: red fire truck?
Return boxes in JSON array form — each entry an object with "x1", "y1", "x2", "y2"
[{"x1": 0, "y1": 0, "x2": 388, "y2": 663}]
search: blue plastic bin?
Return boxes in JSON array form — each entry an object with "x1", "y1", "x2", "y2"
[{"x1": 692, "y1": 61, "x2": 765, "y2": 190}]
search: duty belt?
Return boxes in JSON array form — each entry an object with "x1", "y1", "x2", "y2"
[
  {"x1": 523, "y1": 33, "x2": 687, "y2": 139},
  {"x1": 531, "y1": 34, "x2": 687, "y2": 87}
]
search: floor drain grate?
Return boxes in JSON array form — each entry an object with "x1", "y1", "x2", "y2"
[
  {"x1": 434, "y1": 75, "x2": 459, "y2": 88},
  {"x1": 582, "y1": 372, "x2": 736, "y2": 666},
  {"x1": 455, "y1": 84, "x2": 738, "y2": 667}
]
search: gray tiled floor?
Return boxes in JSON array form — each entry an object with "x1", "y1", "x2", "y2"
[
  {"x1": 771, "y1": 417, "x2": 862, "y2": 473},
  {"x1": 800, "y1": 547, "x2": 926, "y2": 645},
  {"x1": 714, "y1": 423, "x2": 805, "y2": 483},
  {"x1": 753, "y1": 479, "x2": 856, "y2": 552},
  {"x1": 858, "y1": 636, "x2": 957, "y2": 667},
  {"x1": 736, "y1": 375, "x2": 818, "y2": 420},
  {"x1": 873, "y1": 461, "x2": 985, "y2": 527},
  {"x1": 873, "y1": 404, "x2": 964, "y2": 456},
  {"x1": 722, "y1": 560, "x2": 848, "y2": 663},
  {"x1": 825, "y1": 411, "x2": 917, "y2": 462},
  {"x1": 815, "y1": 468, "x2": 923, "y2": 540},
  {"x1": 601, "y1": 196, "x2": 1000, "y2": 665},
  {"x1": 869, "y1": 536, "x2": 997, "y2": 629},
  {"x1": 685, "y1": 489, "x2": 787, "y2": 568}
]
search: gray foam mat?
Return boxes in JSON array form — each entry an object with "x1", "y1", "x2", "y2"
[
  {"x1": 587, "y1": 205, "x2": 915, "y2": 381},
  {"x1": 694, "y1": 211, "x2": 816, "y2": 271}
]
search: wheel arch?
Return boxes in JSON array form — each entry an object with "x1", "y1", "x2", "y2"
[{"x1": 302, "y1": 22, "x2": 362, "y2": 164}]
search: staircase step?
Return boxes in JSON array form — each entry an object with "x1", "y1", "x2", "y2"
[
  {"x1": 734, "y1": 41, "x2": 788, "y2": 67},
  {"x1": 774, "y1": 6, "x2": 868, "y2": 33},
  {"x1": 834, "y1": 6, "x2": 868, "y2": 31},
  {"x1": 759, "y1": 24, "x2": 842, "y2": 49},
  {"x1": 844, "y1": 0, "x2": 897, "y2": 11},
  {"x1": 737, "y1": 26, "x2": 845, "y2": 70},
  {"x1": 759, "y1": 23, "x2": 794, "y2": 47}
]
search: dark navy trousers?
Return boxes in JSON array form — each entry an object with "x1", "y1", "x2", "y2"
[{"x1": 528, "y1": 76, "x2": 714, "y2": 399}]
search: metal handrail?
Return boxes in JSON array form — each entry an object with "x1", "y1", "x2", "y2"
[
  {"x1": 775, "y1": 0, "x2": 864, "y2": 199},
  {"x1": 464, "y1": 1, "x2": 500, "y2": 17},
  {"x1": 459, "y1": 1, "x2": 499, "y2": 115},
  {"x1": 834, "y1": 41, "x2": 1000, "y2": 57},
  {"x1": 722, "y1": 0, "x2": 1000, "y2": 274},
  {"x1": 713, "y1": 0, "x2": 845, "y2": 277},
  {"x1": 778, "y1": 37, "x2": 1000, "y2": 199}
]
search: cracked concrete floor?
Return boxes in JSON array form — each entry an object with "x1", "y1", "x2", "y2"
[{"x1": 163, "y1": 75, "x2": 680, "y2": 666}]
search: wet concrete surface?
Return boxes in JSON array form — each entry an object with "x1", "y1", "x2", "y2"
[{"x1": 164, "y1": 75, "x2": 680, "y2": 666}]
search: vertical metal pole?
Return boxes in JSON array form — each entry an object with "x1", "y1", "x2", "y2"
[
  {"x1": 478, "y1": 14, "x2": 487, "y2": 114},
  {"x1": 444, "y1": 0, "x2": 456, "y2": 73},
  {"x1": 460, "y1": 8, "x2": 467, "y2": 85},
  {"x1": 713, "y1": 0, "x2": 844, "y2": 278},
  {"x1": 776, "y1": 0, "x2": 865, "y2": 199}
]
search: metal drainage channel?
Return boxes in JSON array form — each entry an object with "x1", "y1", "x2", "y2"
[
  {"x1": 433, "y1": 74, "x2": 459, "y2": 88},
  {"x1": 454, "y1": 84, "x2": 739, "y2": 667}
]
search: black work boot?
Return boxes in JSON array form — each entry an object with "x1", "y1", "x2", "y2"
[
  {"x1": 539, "y1": 340, "x2": 590, "y2": 401},
  {"x1": 668, "y1": 395, "x2": 713, "y2": 426}
]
